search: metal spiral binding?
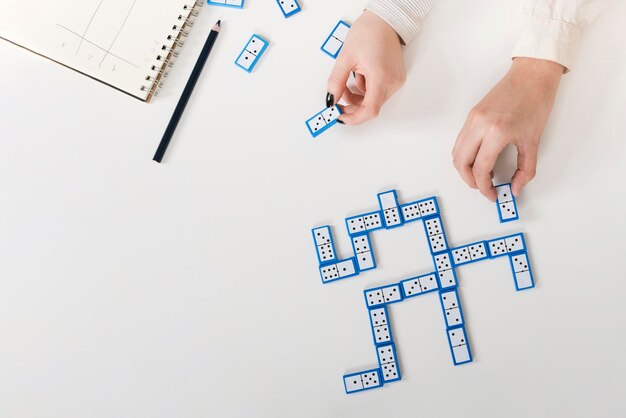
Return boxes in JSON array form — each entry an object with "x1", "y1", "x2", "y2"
[{"x1": 140, "y1": 0, "x2": 202, "y2": 100}]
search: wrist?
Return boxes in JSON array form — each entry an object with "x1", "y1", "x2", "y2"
[
  {"x1": 510, "y1": 57, "x2": 564, "y2": 89},
  {"x1": 363, "y1": 10, "x2": 404, "y2": 45}
]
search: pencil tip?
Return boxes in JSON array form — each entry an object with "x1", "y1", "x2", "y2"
[{"x1": 217, "y1": 20, "x2": 221, "y2": 26}]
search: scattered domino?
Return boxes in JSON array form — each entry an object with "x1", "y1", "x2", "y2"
[
  {"x1": 509, "y1": 252, "x2": 535, "y2": 290},
  {"x1": 433, "y1": 252, "x2": 457, "y2": 289},
  {"x1": 447, "y1": 326, "x2": 472, "y2": 365},
  {"x1": 321, "y1": 20, "x2": 350, "y2": 59},
  {"x1": 451, "y1": 241, "x2": 488, "y2": 266},
  {"x1": 364, "y1": 284, "x2": 403, "y2": 308},
  {"x1": 235, "y1": 34, "x2": 269, "y2": 73},
  {"x1": 487, "y1": 233, "x2": 526, "y2": 257},
  {"x1": 207, "y1": 0, "x2": 244, "y2": 8},
  {"x1": 275, "y1": 0, "x2": 301, "y2": 18},
  {"x1": 496, "y1": 183, "x2": 519, "y2": 222},
  {"x1": 423, "y1": 216, "x2": 449, "y2": 254},
  {"x1": 377, "y1": 343, "x2": 401, "y2": 382},
  {"x1": 439, "y1": 289, "x2": 464, "y2": 328},
  {"x1": 312, "y1": 226, "x2": 336, "y2": 265},
  {"x1": 351, "y1": 234, "x2": 376, "y2": 271},
  {"x1": 319, "y1": 258, "x2": 358, "y2": 283},
  {"x1": 377, "y1": 190, "x2": 403, "y2": 228},
  {"x1": 400, "y1": 273, "x2": 439, "y2": 298},
  {"x1": 369, "y1": 306, "x2": 392, "y2": 345},
  {"x1": 306, "y1": 105, "x2": 342, "y2": 138},
  {"x1": 345, "y1": 211, "x2": 383, "y2": 235},
  {"x1": 343, "y1": 369, "x2": 383, "y2": 394}
]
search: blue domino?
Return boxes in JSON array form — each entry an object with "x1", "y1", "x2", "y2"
[
  {"x1": 423, "y1": 216, "x2": 449, "y2": 254},
  {"x1": 321, "y1": 20, "x2": 351, "y2": 59},
  {"x1": 351, "y1": 234, "x2": 376, "y2": 272},
  {"x1": 364, "y1": 283, "x2": 403, "y2": 308},
  {"x1": 235, "y1": 34, "x2": 269, "y2": 73},
  {"x1": 369, "y1": 305, "x2": 393, "y2": 345},
  {"x1": 487, "y1": 233, "x2": 526, "y2": 258},
  {"x1": 439, "y1": 289, "x2": 465, "y2": 329},
  {"x1": 509, "y1": 251, "x2": 535, "y2": 291},
  {"x1": 305, "y1": 105, "x2": 342, "y2": 138},
  {"x1": 275, "y1": 0, "x2": 301, "y2": 17},
  {"x1": 377, "y1": 190, "x2": 404, "y2": 229},
  {"x1": 450, "y1": 241, "x2": 489, "y2": 266},
  {"x1": 446, "y1": 326, "x2": 472, "y2": 365},
  {"x1": 319, "y1": 258, "x2": 358, "y2": 283},
  {"x1": 311, "y1": 225, "x2": 337, "y2": 265},
  {"x1": 433, "y1": 252, "x2": 457, "y2": 290},
  {"x1": 345, "y1": 211, "x2": 383, "y2": 235},
  {"x1": 495, "y1": 183, "x2": 519, "y2": 223},
  {"x1": 400, "y1": 272, "x2": 439, "y2": 298},
  {"x1": 399, "y1": 196, "x2": 439, "y2": 223},
  {"x1": 343, "y1": 369, "x2": 383, "y2": 394},
  {"x1": 207, "y1": 0, "x2": 244, "y2": 9},
  {"x1": 376, "y1": 343, "x2": 401, "y2": 383}
]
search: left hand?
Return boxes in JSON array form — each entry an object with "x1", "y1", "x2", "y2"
[{"x1": 326, "y1": 10, "x2": 406, "y2": 126}]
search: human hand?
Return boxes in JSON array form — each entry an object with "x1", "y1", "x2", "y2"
[
  {"x1": 452, "y1": 57, "x2": 564, "y2": 201},
  {"x1": 326, "y1": 11, "x2": 406, "y2": 125}
]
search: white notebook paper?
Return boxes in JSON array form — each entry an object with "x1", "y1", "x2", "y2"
[{"x1": 0, "y1": 0, "x2": 200, "y2": 101}]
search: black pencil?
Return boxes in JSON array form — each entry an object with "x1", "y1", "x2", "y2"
[{"x1": 153, "y1": 20, "x2": 221, "y2": 163}]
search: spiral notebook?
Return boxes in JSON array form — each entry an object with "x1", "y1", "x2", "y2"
[{"x1": 0, "y1": 0, "x2": 201, "y2": 102}]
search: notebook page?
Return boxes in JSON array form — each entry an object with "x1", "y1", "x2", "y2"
[{"x1": 0, "y1": 0, "x2": 193, "y2": 100}]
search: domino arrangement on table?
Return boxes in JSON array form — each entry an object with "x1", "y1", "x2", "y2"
[{"x1": 311, "y1": 187, "x2": 533, "y2": 394}]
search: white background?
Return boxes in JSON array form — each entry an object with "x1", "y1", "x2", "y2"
[{"x1": 1, "y1": 1, "x2": 625, "y2": 417}]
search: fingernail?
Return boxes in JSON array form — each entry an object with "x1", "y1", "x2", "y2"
[
  {"x1": 326, "y1": 92, "x2": 334, "y2": 108},
  {"x1": 337, "y1": 119, "x2": 345, "y2": 125}
]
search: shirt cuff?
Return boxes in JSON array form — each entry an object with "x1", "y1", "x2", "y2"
[
  {"x1": 366, "y1": 0, "x2": 432, "y2": 45},
  {"x1": 512, "y1": 14, "x2": 582, "y2": 73}
]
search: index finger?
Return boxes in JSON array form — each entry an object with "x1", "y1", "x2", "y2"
[
  {"x1": 472, "y1": 137, "x2": 506, "y2": 201},
  {"x1": 452, "y1": 120, "x2": 482, "y2": 189},
  {"x1": 326, "y1": 53, "x2": 353, "y2": 108}
]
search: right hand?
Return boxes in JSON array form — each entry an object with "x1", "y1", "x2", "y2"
[
  {"x1": 326, "y1": 11, "x2": 406, "y2": 126},
  {"x1": 452, "y1": 58, "x2": 563, "y2": 201}
]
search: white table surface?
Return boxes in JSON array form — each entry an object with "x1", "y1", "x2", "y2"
[{"x1": 1, "y1": 1, "x2": 625, "y2": 417}]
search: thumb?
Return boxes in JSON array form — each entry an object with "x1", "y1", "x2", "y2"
[{"x1": 326, "y1": 54, "x2": 353, "y2": 107}]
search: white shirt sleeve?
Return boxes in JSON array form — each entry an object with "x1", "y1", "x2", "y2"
[
  {"x1": 366, "y1": 0, "x2": 435, "y2": 44},
  {"x1": 512, "y1": 0, "x2": 613, "y2": 72}
]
